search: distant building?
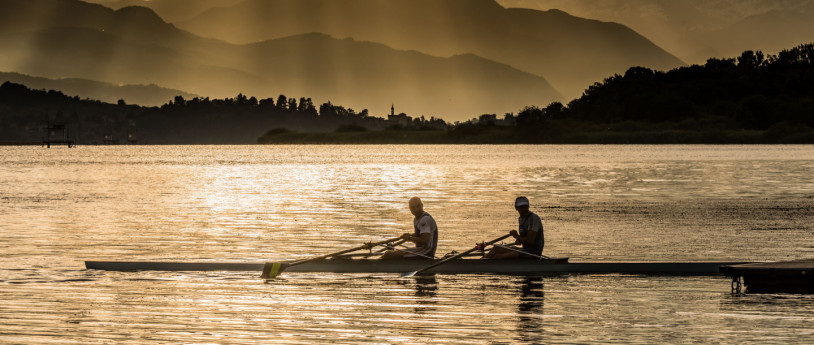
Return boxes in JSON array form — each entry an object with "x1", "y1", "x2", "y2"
[
  {"x1": 501, "y1": 113, "x2": 516, "y2": 126},
  {"x1": 103, "y1": 134, "x2": 120, "y2": 145},
  {"x1": 479, "y1": 114, "x2": 498, "y2": 124},
  {"x1": 478, "y1": 113, "x2": 514, "y2": 126},
  {"x1": 387, "y1": 104, "x2": 412, "y2": 126},
  {"x1": 42, "y1": 121, "x2": 75, "y2": 148}
]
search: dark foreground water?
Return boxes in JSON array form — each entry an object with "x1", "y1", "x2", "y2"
[{"x1": 1, "y1": 145, "x2": 813, "y2": 344}]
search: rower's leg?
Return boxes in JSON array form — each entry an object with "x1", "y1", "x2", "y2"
[
  {"x1": 492, "y1": 251, "x2": 521, "y2": 259},
  {"x1": 485, "y1": 245, "x2": 514, "y2": 258},
  {"x1": 381, "y1": 250, "x2": 406, "y2": 259}
]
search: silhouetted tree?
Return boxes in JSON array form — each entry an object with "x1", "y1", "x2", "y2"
[{"x1": 276, "y1": 95, "x2": 288, "y2": 110}]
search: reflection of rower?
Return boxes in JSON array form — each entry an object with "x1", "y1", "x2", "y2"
[
  {"x1": 517, "y1": 276, "x2": 544, "y2": 344},
  {"x1": 413, "y1": 276, "x2": 438, "y2": 297},
  {"x1": 518, "y1": 276, "x2": 544, "y2": 312},
  {"x1": 485, "y1": 197, "x2": 544, "y2": 259},
  {"x1": 382, "y1": 197, "x2": 439, "y2": 259}
]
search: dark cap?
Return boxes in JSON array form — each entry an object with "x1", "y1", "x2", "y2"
[{"x1": 515, "y1": 196, "x2": 529, "y2": 207}]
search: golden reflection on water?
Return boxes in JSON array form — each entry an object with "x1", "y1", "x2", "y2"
[{"x1": 1, "y1": 145, "x2": 814, "y2": 344}]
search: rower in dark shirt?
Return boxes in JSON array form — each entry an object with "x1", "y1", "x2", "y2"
[{"x1": 485, "y1": 196, "x2": 544, "y2": 259}]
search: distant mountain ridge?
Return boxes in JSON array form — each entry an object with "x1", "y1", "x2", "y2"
[
  {"x1": 705, "y1": 10, "x2": 814, "y2": 59},
  {"x1": 0, "y1": 0, "x2": 560, "y2": 120},
  {"x1": 498, "y1": 0, "x2": 814, "y2": 64},
  {"x1": 85, "y1": 0, "x2": 244, "y2": 22},
  {"x1": 176, "y1": 0, "x2": 685, "y2": 99},
  {"x1": 0, "y1": 71, "x2": 197, "y2": 106}
]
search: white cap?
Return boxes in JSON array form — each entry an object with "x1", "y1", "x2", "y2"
[{"x1": 515, "y1": 197, "x2": 529, "y2": 207}]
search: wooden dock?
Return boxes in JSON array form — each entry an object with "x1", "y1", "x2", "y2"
[
  {"x1": 42, "y1": 140, "x2": 75, "y2": 148},
  {"x1": 721, "y1": 259, "x2": 814, "y2": 294},
  {"x1": 42, "y1": 122, "x2": 75, "y2": 148}
]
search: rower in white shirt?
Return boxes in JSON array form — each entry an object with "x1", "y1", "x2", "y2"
[{"x1": 382, "y1": 197, "x2": 439, "y2": 259}]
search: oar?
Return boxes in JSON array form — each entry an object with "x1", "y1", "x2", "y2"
[
  {"x1": 386, "y1": 246, "x2": 435, "y2": 259},
  {"x1": 261, "y1": 237, "x2": 401, "y2": 279},
  {"x1": 402, "y1": 234, "x2": 512, "y2": 277},
  {"x1": 492, "y1": 244, "x2": 550, "y2": 259},
  {"x1": 376, "y1": 239, "x2": 407, "y2": 253},
  {"x1": 333, "y1": 239, "x2": 408, "y2": 259}
]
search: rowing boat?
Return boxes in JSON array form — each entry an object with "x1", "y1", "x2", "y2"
[{"x1": 85, "y1": 259, "x2": 749, "y2": 275}]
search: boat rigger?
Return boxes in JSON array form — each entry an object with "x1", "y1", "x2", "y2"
[{"x1": 85, "y1": 259, "x2": 748, "y2": 275}]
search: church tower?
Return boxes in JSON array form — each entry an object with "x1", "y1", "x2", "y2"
[{"x1": 391, "y1": 104, "x2": 395, "y2": 116}]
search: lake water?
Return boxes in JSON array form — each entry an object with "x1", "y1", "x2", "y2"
[{"x1": 1, "y1": 145, "x2": 813, "y2": 344}]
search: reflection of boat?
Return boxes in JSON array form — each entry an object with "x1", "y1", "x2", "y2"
[
  {"x1": 85, "y1": 259, "x2": 747, "y2": 275},
  {"x1": 722, "y1": 259, "x2": 814, "y2": 294}
]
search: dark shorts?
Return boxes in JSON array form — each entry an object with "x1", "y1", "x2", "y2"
[{"x1": 518, "y1": 247, "x2": 542, "y2": 259}]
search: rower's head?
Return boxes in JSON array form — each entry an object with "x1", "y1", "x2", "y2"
[
  {"x1": 515, "y1": 196, "x2": 530, "y2": 216},
  {"x1": 409, "y1": 196, "x2": 424, "y2": 217}
]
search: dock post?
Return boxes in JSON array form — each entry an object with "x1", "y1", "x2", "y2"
[{"x1": 731, "y1": 276, "x2": 743, "y2": 295}]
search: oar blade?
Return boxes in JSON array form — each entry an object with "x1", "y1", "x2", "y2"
[
  {"x1": 260, "y1": 262, "x2": 288, "y2": 279},
  {"x1": 401, "y1": 271, "x2": 418, "y2": 278}
]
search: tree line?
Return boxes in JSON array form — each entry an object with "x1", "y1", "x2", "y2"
[
  {"x1": 505, "y1": 43, "x2": 814, "y2": 143},
  {"x1": 0, "y1": 83, "x2": 435, "y2": 144},
  {"x1": 3, "y1": 43, "x2": 813, "y2": 144}
]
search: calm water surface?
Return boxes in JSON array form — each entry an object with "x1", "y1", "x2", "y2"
[{"x1": 1, "y1": 145, "x2": 813, "y2": 344}]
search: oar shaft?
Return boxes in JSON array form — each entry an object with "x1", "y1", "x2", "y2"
[
  {"x1": 262, "y1": 237, "x2": 401, "y2": 279},
  {"x1": 407, "y1": 234, "x2": 512, "y2": 276},
  {"x1": 388, "y1": 246, "x2": 435, "y2": 259},
  {"x1": 291, "y1": 237, "x2": 402, "y2": 266},
  {"x1": 492, "y1": 244, "x2": 549, "y2": 259},
  {"x1": 375, "y1": 239, "x2": 407, "y2": 253}
]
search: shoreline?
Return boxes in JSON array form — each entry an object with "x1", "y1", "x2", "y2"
[{"x1": 256, "y1": 128, "x2": 814, "y2": 145}]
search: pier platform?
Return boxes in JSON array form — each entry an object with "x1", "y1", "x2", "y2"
[{"x1": 721, "y1": 259, "x2": 814, "y2": 294}]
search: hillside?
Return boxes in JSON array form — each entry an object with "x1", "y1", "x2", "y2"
[
  {"x1": 176, "y1": 0, "x2": 684, "y2": 99},
  {"x1": 85, "y1": 0, "x2": 244, "y2": 22},
  {"x1": 0, "y1": 72, "x2": 196, "y2": 106},
  {"x1": 0, "y1": 81, "x2": 397, "y2": 144},
  {"x1": 704, "y1": 10, "x2": 814, "y2": 60},
  {"x1": 498, "y1": 0, "x2": 814, "y2": 64},
  {"x1": 4, "y1": 45, "x2": 812, "y2": 145},
  {"x1": 0, "y1": 0, "x2": 560, "y2": 121},
  {"x1": 523, "y1": 44, "x2": 814, "y2": 143},
  {"x1": 262, "y1": 44, "x2": 814, "y2": 144}
]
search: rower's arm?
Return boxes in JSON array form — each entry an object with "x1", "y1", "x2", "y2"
[
  {"x1": 515, "y1": 229, "x2": 537, "y2": 247},
  {"x1": 402, "y1": 232, "x2": 430, "y2": 246}
]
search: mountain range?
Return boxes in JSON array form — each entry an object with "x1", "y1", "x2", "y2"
[
  {"x1": 85, "y1": 0, "x2": 244, "y2": 22},
  {"x1": 3, "y1": 0, "x2": 741, "y2": 122},
  {"x1": 174, "y1": 0, "x2": 684, "y2": 100},
  {"x1": 0, "y1": 0, "x2": 576, "y2": 120},
  {"x1": 498, "y1": 0, "x2": 814, "y2": 64}
]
